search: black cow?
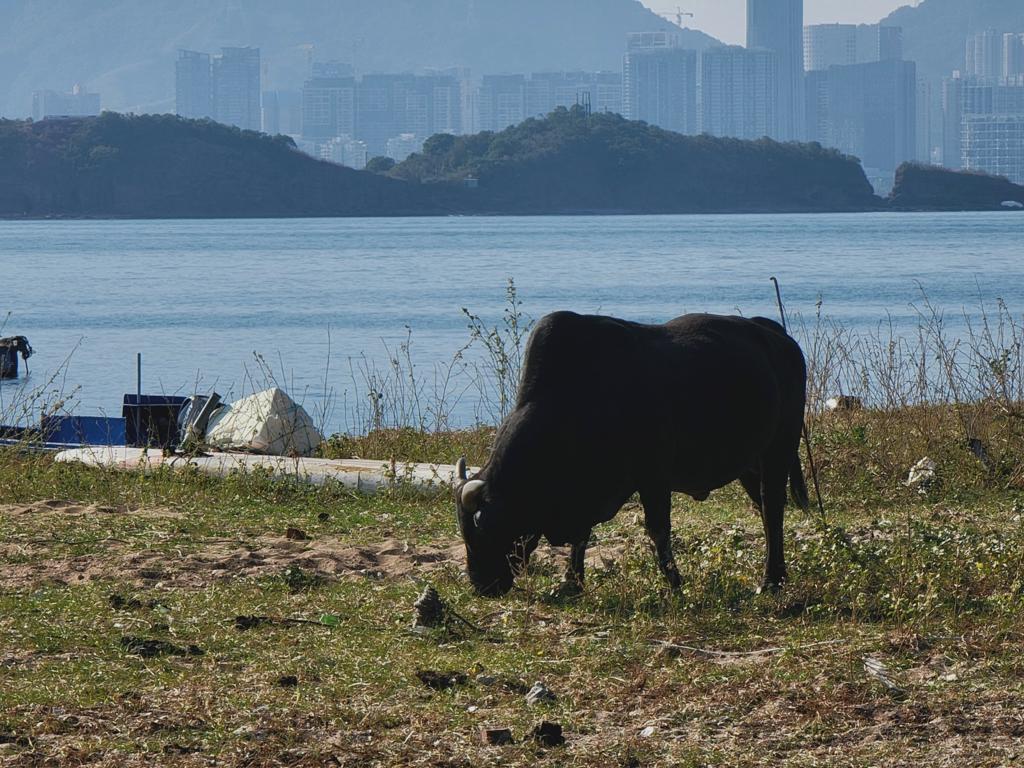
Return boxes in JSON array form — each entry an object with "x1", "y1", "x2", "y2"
[{"x1": 455, "y1": 311, "x2": 808, "y2": 598}]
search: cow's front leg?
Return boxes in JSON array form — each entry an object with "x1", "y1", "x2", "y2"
[
  {"x1": 640, "y1": 488, "x2": 681, "y2": 590},
  {"x1": 549, "y1": 534, "x2": 589, "y2": 599}
]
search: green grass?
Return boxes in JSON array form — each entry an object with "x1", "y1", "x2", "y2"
[{"x1": 3, "y1": 428, "x2": 1024, "y2": 767}]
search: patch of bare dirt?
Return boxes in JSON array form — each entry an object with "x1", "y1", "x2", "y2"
[
  {"x1": 0, "y1": 502, "x2": 626, "y2": 590},
  {"x1": 0, "y1": 535, "x2": 467, "y2": 589},
  {"x1": 2, "y1": 500, "x2": 182, "y2": 519}
]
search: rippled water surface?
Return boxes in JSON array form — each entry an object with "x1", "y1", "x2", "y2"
[{"x1": 2, "y1": 213, "x2": 1021, "y2": 431}]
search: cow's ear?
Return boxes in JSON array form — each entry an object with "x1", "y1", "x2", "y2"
[{"x1": 457, "y1": 457, "x2": 467, "y2": 482}]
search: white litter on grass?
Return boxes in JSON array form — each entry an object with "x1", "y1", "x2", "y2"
[
  {"x1": 525, "y1": 681, "x2": 557, "y2": 706},
  {"x1": 905, "y1": 457, "x2": 937, "y2": 492}
]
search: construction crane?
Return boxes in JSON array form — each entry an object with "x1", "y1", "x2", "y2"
[{"x1": 658, "y1": 7, "x2": 694, "y2": 28}]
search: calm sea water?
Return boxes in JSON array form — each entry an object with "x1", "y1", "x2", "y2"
[{"x1": 1, "y1": 213, "x2": 1022, "y2": 433}]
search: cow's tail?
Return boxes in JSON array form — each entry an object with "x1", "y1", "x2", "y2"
[{"x1": 790, "y1": 452, "x2": 810, "y2": 511}]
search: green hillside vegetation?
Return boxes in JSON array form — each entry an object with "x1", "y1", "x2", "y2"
[
  {"x1": 0, "y1": 113, "x2": 442, "y2": 218},
  {"x1": 889, "y1": 162, "x2": 1024, "y2": 211},
  {"x1": 391, "y1": 107, "x2": 882, "y2": 214}
]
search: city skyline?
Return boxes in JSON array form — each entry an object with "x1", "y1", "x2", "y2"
[{"x1": 639, "y1": 0, "x2": 913, "y2": 45}]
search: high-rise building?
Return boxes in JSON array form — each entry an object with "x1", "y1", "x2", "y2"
[
  {"x1": 176, "y1": 50, "x2": 213, "y2": 120},
  {"x1": 301, "y1": 72, "x2": 356, "y2": 141},
  {"x1": 31, "y1": 84, "x2": 100, "y2": 120},
  {"x1": 806, "y1": 59, "x2": 917, "y2": 173},
  {"x1": 966, "y1": 30, "x2": 1003, "y2": 82},
  {"x1": 1004, "y1": 33, "x2": 1024, "y2": 84},
  {"x1": 941, "y1": 73, "x2": 965, "y2": 168},
  {"x1": 804, "y1": 24, "x2": 903, "y2": 72},
  {"x1": 478, "y1": 75, "x2": 526, "y2": 132},
  {"x1": 960, "y1": 77, "x2": 1024, "y2": 182},
  {"x1": 623, "y1": 45, "x2": 698, "y2": 134},
  {"x1": 356, "y1": 74, "x2": 414, "y2": 156},
  {"x1": 213, "y1": 47, "x2": 261, "y2": 131},
  {"x1": 916, "y1": 77, "x2": 933, "y2": 164},
  {"x1": 747, "y1": 0, "x2": 803, "y2": 140},
  {"x1": 699, "y1": 46, "x2": 778, "y2": 140},
  {"x1": 623, "y1": 33, "x2": 696, "y2": 133}
]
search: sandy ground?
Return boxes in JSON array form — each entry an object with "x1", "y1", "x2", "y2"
[{"x1": 0, "y1": 501, "x2": 625, "y2": 589}]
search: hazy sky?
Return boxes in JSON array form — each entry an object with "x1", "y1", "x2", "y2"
[{"x1": 641, "y1": 0, "x2": 918, "y2": 45}]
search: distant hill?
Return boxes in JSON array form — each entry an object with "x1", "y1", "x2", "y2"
[
  {"x1": 0, "y1": 0, "x2": 717, "y2": 118},
  {"x1": 883, "y1": 0, "x2": 1024, "y2": 83},
  {"x1": 890, "y1": 163, "x2": 1024, "y2": 211},
  {"x1": 0, "y1": 113, "x2": 444, "y2": 218},
  {"x1": 390, "y1": 107, "x2": 882, "y2": 214}
]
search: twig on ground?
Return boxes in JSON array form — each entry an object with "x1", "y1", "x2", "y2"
[{"x1": 650, "y1": 638, "x2": 848, "y2": 658}]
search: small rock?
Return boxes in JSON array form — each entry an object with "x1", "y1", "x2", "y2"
[
  {"x1": 525, "y1": 681, "x2": 556, "y2": 706},
  {"x1": 277, "y1": 675, "x2": 299, "y2": 688},
  {"x1": 639, "y1": 726, "x2": 657, "y2": 738},
  {"x1": 475, "y1": 674, "x2": 498, "y2": 686},
  {"x1": 480, "y1": 727, "x2": 514, "y2": 746},
  {"x1": 416, "y1": 669, "x2": 468, "y2": 690},
  {"x1": 529, "y1": 721, "x2": 565, "y2": 747},
  {"x1": 285, "y1": 527, "x2": 311, "y2": 541}
]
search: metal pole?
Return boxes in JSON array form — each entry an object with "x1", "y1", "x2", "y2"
[
  {"x1": 770, "y1": 277, "x2": 827, "y2": 524},
  {"x1": 136, "y1": 353, "x2": 142, "y2": 447}
]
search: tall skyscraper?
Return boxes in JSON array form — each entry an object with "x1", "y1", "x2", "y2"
[
  {"x1": 941, "y1": 73, "x2": 964, "y2": 169},
  {"x1": 213, "y1": 47, "x2": 261, "y2": 131},
  {"x1": 698, "y1": 46, "x2": 778, "y2": 140},
  {"x1": 966, "y1": 30, "x2": 1003, "y2": 82},
  {"x1": 747, "y1": 0, "x2": 803, "y2": 140},
  {"x1": 356, "y1": 74, "x2": 415, "y2": 156},
  {"x1": 301, "y1": 71, "x2": 356, "y2": 141},
  {"x1": 805, "y1": 59, "x2": 917, "y2": 173},
  {"x1": 624, "y1": 44, "x2": 698, "y2": 135},
  {"x1": 176, "y1": 50, "x2": 213, "y2": 120},
  {"x1": 958, "y1": 80, "x2": 1024, "y2": 182},
  {"x1": 1004, "y1": 33, "x2": 1024, "y2": 84}
]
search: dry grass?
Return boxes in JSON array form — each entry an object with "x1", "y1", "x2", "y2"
[{"x1": 2, "y1": 444, "x2": 1024, "y2": 767}]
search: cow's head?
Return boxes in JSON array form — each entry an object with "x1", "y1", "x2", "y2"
[{"x1": 454, "y1": 457, "x2": 532, "y2": 597}]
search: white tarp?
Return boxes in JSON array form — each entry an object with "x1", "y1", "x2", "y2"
[{"x1": 205, "y1": 388, "x2": 324, "y2": 457}]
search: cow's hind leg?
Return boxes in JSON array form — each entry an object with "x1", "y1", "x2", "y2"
[
  {"x1": 739, "y1": 462, "x2": 788, "y2": 592},
  {"x1": 640, "y1": 488, "x2": 681, "y2": 590}
]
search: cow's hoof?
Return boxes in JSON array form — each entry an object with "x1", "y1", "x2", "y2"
[
  {"x1": 546, "y1": 580, "x2": 583, "y2": 602},
  {"x1": 756, "y1": 579, "x2": 786, "y2": 596}
]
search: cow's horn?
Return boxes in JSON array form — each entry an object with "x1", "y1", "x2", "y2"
[
  {"x1": 457, "y1": 457, "x2": 468, "y2": 482},
  {"x1": 460, "y1": 480, "x2": 486, "y2": 512}
]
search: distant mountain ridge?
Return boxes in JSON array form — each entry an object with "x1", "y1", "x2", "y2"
[
  {"x1": 882, "y1": 0, "x2": 1024, "y2": 83},
  {"x1": 0, "y1": 0, "x2": 718, "y2": 118}
]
